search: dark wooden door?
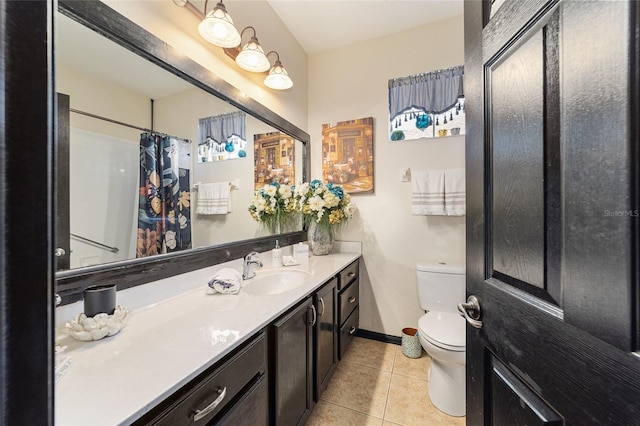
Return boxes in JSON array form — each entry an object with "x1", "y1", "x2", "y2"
[
  {"x1": 271, "y1": 298, "x2": 313, "y2": 426},
  {"x1": 314, "y1": 277, "x2": 338, "y2": 401},
  {"x1": 464, "y1": 0, "x2": 640, "y2": 424}
]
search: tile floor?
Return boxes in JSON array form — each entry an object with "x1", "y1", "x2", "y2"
[{"x1": 306, "y1": 337, "x2": 466, "y2": 426}]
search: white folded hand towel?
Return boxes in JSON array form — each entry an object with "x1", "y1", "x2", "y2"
[
  {"x1": 196, "y1": 182, "x2": 231, "y2": 215},
  {"x1": 207, "y1": 268, "x2": 242, "y2": 294},
  {"x1": 412, "y1": 170, "x2": 446, "y2": 215},
  {"x1": 445, "y1": 168, "x2": 466, "y2": 216}
]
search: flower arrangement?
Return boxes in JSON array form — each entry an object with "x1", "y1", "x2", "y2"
[
  {"x1": 294, "y1": 180, "x2": 355, "y2": 233},
  {"x1": 248, "y1": 182, "x2": 297, "y2": 233}
]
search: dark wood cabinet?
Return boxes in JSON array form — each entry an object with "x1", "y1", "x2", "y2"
[
  {"x1": 270, "y1": 298, "x2": 314, "y2": 426},
  {"x1": 337, "y1": 259, "x2": 359, "y2": 359},
  {"x1": 135, "y1": 333, "x2": 268, "y2": 426},
  {"x1": 314, "y1": 277, "x2": 338, "y2": 401}
]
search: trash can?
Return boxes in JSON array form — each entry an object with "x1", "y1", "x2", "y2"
[{"x1": 401, "y1": 327, "x2": 422, "y2": 358}]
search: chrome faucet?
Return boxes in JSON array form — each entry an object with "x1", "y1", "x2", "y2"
[{"x1": 242, "y1": 252, "x2": 263, "y2": 280}]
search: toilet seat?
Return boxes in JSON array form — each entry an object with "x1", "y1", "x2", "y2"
[{"x1": 418, "y1": 312, "x2": 466, "y2": 352}]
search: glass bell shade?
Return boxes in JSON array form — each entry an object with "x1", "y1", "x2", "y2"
[
  {"x1": 235, "y1": 37, "x2": 271, "y2": 73},
  {"x1": 197, "y1": 2, "x2": 241, "y2": 48},
  {"x1": 264, "y1": 61, "x2": 293, "y2": 90}
]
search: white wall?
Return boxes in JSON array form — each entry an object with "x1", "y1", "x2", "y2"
[
  {"x1": 102, "y1": 0, "x2": 309, "y2": 132},
  {"x1": 308, "y1": 15, "x2": 466, "y2": 337}
]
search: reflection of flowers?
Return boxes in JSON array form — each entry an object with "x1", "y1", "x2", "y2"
[
  {"x1": 165, "y1": 230, "x2": 177, "y2": 250},
  {"x1": 136, "y1": 228, "x2": 158, "y2": 258},
  {"x1": 178, "y1": 191, "x2": 190, "y2": 210},
  {"x1": 248, "y1": 182, "x2": 296, "y2": 233},
  {"x1": 179, "y1": 214, "x2": 188, "y2": 229},
  {"x1": 294, "y1": 180, "x2": 354, "y2": 231}
]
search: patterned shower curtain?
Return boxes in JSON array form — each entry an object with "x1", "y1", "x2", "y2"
[{"x1": 137, "y1": 133, "x2": 192, "y2": 258}]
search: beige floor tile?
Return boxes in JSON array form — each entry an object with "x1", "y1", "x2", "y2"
[
  {"x1": 382, "y1": 422, "x2": 402, "y2": 426},
  {"x1": 341, "y1": 337, "x2": 398, "y2": 372},
  {"x1": 392, "y1": 347, "x2": 430, "y2": 381},
  {"x1": 321, "y1": 361, "x2": 392, "y2": 418},
  {"x1": 307, "y1": 400, "x2": 384, "y2": 426},
  {"x1": 384, "y1": 374, "x2": 465, "y2": 426}
]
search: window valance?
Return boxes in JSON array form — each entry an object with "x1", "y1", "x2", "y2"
[{"x1": 388, "y1": 65, "x2": 464, "y2": 119}]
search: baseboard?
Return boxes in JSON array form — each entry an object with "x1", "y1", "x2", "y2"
[{"x1": 355, "y1": 329, "x2": 401, "y2": 345}]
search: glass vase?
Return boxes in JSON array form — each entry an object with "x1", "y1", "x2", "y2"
[{"x1": 308, "y1": 220, "x2": 333, "y2": 256}]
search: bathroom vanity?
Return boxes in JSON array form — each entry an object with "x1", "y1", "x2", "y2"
[{"x1": 55, "y1": 250, "x2": 360, "y2": 425}]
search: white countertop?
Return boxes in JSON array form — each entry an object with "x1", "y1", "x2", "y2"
[{"x1": 55, "y1": 248, "x2": 360, "y2": 426}]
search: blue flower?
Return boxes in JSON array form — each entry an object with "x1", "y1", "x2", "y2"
[
  {"x1": 270, "y1": 182, "x2": 280, "y2": 188},
  {"x1": 329, "y1": 186, "x2": 344, "y2": 199},
  {"x1": 310, "y1": 179, "x2": 322, "y2": 190}
]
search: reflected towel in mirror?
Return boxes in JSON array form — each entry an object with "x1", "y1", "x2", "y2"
[{"x1": 196, "y1": 182, "x2": 231, "y2": 214}]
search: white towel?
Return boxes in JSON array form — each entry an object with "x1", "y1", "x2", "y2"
[
  {"x1": 445, "y1": 168, "x2": 466, "y2": 216},
  {"x1": 196, "y1": 182, "x2": 231, "y2": 215},
  {"x1": 207, "y1": 268, "x2": 242, "y2": 294},
  {"x1": 412, "y1": 170, "x2": 446, "y2": 215}
]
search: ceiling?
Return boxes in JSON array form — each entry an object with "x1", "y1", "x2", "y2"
[{"x1": 266, "y1": 0, "x2": 464, "y2": 54}]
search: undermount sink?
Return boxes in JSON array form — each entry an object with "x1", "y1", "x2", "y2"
[{"x1": 243, "y1": 270, "x2": 310, "y2": 296}]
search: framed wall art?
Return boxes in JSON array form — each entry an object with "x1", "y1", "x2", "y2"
[
  {"x1": 253, "y1": 131, "x2": 295, "y2": 190},
  {"x1": 321, "y1": 117, "x2": 374, "y2": 194}
]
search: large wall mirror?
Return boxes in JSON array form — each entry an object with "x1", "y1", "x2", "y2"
[{"x1": 55, "y1": 0, "x2": 309, "y2": 302}]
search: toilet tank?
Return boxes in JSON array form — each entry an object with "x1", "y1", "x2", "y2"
[{"x1": 416, "y1": 262, "x2": 466, "y2": 314}]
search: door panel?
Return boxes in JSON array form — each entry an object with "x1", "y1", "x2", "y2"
[
  {"x1": 489, "y1": 26, "x2": 545, "y2": 291},
  {"x1": 465, "y1": 0, "x2": 640, "y2": 424}
]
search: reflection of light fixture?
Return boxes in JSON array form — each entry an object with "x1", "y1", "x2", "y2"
[
  {"x1": 197, "y1": 0, "x2": 241, "y2": 47},
  {"x1": 235, "y1": 27, "x2": 270, "y2": 73},
  {"x1": 264, "y1": 51, "x2": 293, "y2": 90}
]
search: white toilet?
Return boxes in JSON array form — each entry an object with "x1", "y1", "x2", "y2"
[{"x1": 416, "y1": 262, "x2": 466, "y2": 417}]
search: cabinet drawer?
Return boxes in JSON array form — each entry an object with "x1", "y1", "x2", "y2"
[
  {"x1": 339, "y1": 279, "x2": 359, "y2": 326},
  {"x1": 214, "y1": 374, "x2": 268, "y2": 426},
  {"x1": 154, "y1": 333, "x2": 267, "y2": 425},
  {"x1": 339, "y1": 307, "x2": 359, "y2": 360},
  {"x1": 338, "y1": 259, "x2": 359, "y2": 290}
]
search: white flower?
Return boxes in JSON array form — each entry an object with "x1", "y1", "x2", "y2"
[
  {"x1": 323, "y1": 192, "x2": 339, "y2": 208},
  {"x1": 314, "y1": 186, "x2": 324, "y2": 195},
  {"x1": 308, "y1": 195, "x2": 325, "y2": 212},
  {"x1": 253, "y1": 197, "x2": 266, "y2": 212},
  {"x1": 279, "y1": 185, "x2": 292, "y2": 199},
  {"x1": 295, "y1": 182, "x2": 310, "y2": 196},
  {"x1": 265, "y1": 185, "x2": 277, "y2": 197},
  {"x1": 179, "y1": 214, "x2": 188, "y2": 229},
  {"x1": 316, "y1": 210, "x2": 324, "y2": 222},
  {"x1": 343, "y1": 203, "x2": 355, "y2": 218},
  {"x1": 165, "y1": 231, "x2": 176, "y2": 249}
]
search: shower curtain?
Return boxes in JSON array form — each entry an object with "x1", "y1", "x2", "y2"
[{"x1": 137, "y1": 133, "x2": 192, "y2": 258}]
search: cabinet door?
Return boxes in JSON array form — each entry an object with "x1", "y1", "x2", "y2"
[
  {"x1": 271, "y1": 298, "x2": 313, "y2": 426},
  {"x1": 314, "y1": 278, "x2": 337, "y2": 401}
]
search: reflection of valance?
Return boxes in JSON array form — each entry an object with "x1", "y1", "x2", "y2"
[
  {"x1": 388, "y1": 65, "x2": 464, "y2": 118},
  {"x1": 198, "y1": 111, "x2": 246, "y2": 145}
]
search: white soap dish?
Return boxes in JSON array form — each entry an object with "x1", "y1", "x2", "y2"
[{"x1": 64, "y1": 305, "x2": 129, "y2": 342}]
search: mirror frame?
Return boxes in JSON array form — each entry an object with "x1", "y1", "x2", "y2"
[{"x1": 56, "y1": 0, "x2": 310, "y2": 304}]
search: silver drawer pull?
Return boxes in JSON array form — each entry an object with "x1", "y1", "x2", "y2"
[
  {"x1": 348, "y1": 296, "x2": 357, "y2": 304},
  {"x1": 318, "y1": 298, "x2": 325, "y2": 316},
  {"x1": 349, "y1": 326, "x2": 357, "y2": 335},
  {"x1": 193, "y1": 387, "x2": 226, "y2": 422},
  {"x1": 55, "y1": 248, "x2": 66, "y2": 257},
  {"x1": 347, "y1": 272, "x2": 355, "y2": 277}
]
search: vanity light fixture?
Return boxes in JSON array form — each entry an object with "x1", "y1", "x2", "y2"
[
  {"x1": 197, "y1": 0, "x2": 241, "y2": 48},
  {"x1": 264, "y1": 51, "x2": 293, "y2": 90},
  {"x1": 235, "y1": 26, "x2": 270, "y2": 73},
  {"x1": 174, "y1": 0, "x2": 294, "y2": 89}
]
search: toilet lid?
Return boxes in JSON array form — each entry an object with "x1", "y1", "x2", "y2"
[{"x1": 418, "y1": 312, "x2": 466, "y2": 349}]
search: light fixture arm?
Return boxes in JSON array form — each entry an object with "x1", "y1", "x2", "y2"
[
  {"x1": 266, "y1": 51, "x2": 281, "y2": 64},
  {"x1": 240, "y1": 26, "x2": 258, "y2": 42}
]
